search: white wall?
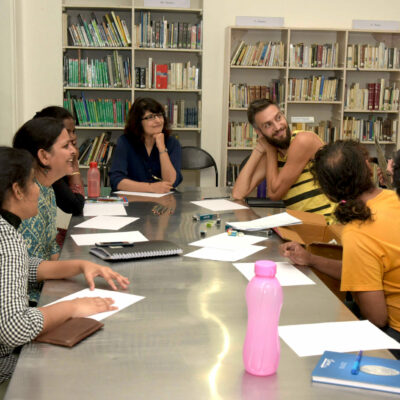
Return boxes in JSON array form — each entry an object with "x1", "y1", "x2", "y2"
[{"x1": 2, "y1": 0, "x2": 400, "y2": 183}]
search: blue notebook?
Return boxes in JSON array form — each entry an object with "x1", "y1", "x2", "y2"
[{"x1": 312, "y1": 351, "x2": 400, "y2": 394}]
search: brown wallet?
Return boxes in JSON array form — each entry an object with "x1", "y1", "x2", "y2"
[{"x1": 34, "y1": 317, "x2": 104, "y2": 347}]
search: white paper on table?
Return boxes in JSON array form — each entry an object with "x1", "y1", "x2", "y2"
[
  {"x1": 114, "y1": 191, "x2": 174, "y2": 198},
  {"x1": 189, "y1": 232, "x2": 267, "y2": 250},
  {"x1": 71, "y1": 231, "x2": 148, "y2": 246},
  {"x1": 191, "y1": 199, "x2": 248, "y2": 211},
  {"x1": 83, "y1": 202, "x2": 127, "y2": 216},
  {"x1": 227, "y1": 212, "x2": 302, "y2": 231},
  {"x1": 278, "y1": 320, "x2": 400, "y2": 357},
  {"x1": 233, "y1": 262, "x2": 315, "y2": 286},
  {"x1": 74, "y1": 216, "x2": 139, "y2": 230},
  {"x1": 184, "y1": 245, "x2": 264, "y2": 262},
  {"x1": 44, "y1": 288, "x2": 145, "y2": 321}
]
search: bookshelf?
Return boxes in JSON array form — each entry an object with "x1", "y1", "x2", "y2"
[
  {"x1": 62, "y1": 0, "x2": 203, "y2": 184},
  {"x1": 222, "y1": 26, "x2": 400, "y2": 186}
]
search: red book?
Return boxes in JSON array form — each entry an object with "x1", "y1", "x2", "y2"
[
  {"x1": 374, "y1": 83, "x2": 380, "y2": 110},
  {"x1": 367, "y1": 83, "x2": 374, "y2": 110},
  {"x1": 155, "y1": 64, "x2": 168, "y2": 89}
]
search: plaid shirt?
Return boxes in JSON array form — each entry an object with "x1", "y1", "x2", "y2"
[{"x1": 0, "y1": 212, "x2": 44, "y2": 383}]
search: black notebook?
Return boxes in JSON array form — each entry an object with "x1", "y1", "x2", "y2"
[{"x1": 90, "y1": 240, "x2": 183, "y2": 261}]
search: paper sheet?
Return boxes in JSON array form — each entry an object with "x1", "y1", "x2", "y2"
[
  {"x1": 114, "y1": 191, "x2": 174, "y2": 198},
  {"x1": 83, "y1": 202, "x2": 127, "y2": 216},
  {"x1": 227, "y1": 212, "x2": 302, "y2": 231},
  {"x1": 71, "y1": 231, "x2": 148, "y2": 246},
  {"x1": 189, "y1": 232, "x2": 267, "y2": 250},
  {"x1": 44, "y1": 288, "x2": 145, "y2": 321},
  {"x1": 74, "y1": 216, "x2": 139, "y2": 230},
  {"x1": 191, "y1": 199, "x2": 248, "y2": 211},
  {"x1": 278, "y1": 320, "x2": 400, "y2": 357},
  {"x1": 233, "y1": 262, "x2": 315, "y2": 286},
  {"x1": 184, "y1": 245, "x2": 264, "y2": 262}
]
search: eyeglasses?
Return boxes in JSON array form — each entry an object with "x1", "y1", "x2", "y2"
[{"x1": 142, "y1": 113, "x2": 164, "y2": 121}]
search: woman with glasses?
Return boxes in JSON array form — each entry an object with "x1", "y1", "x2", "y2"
[{"x1": 109, "y1": 97, "x2": 182, "y2": 193}]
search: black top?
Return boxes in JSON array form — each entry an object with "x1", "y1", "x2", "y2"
[{"x1": 52, "y1": 177, "x2": 85, "y2": 216}]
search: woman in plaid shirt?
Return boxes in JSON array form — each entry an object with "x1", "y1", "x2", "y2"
[{"x1": 0, "y1": 147, "x2": 129, "y2": 384}]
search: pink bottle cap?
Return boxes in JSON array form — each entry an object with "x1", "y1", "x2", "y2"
[
  {"x1": 89, "y1": 161, "x2": 98, "y2": 168},
  {"x1": 255, "y1": 260, "x2": 276, "y2": 277}
]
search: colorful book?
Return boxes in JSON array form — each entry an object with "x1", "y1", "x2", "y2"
[{"x1": 312, "y1": 351, "x2": 400, "y2": 394}]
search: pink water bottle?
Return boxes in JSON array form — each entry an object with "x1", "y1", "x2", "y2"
[
  {"x1": 87, "y1": 161, "x2": 100, "y2": 198},
  {"x1": 243, "y1": 260, "x2": 283, "y2": 376}
]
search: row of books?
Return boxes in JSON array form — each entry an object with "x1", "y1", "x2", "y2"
[
  {"x1": 343, "y1": 116, "x2": 397, "y2": 142},
  {"x1": 227, "y1": 122, "x2": 257, "y2": 148},
  {"x1": 289, "y1": 43, "x2": 339, "y2": 68},
  {"x1": 231, "y1": 41, "x2": 285, "y2": 67},
  {"x1": 135, "y1": 12, "x2": 202, "y2": 49},
  {"x1": 344, "y1": 80, "x2": 399, "y2": 111},
  {"x1": 288, "y1": 76, "x2": 339, "y2": 102},
  {"x1": 290, "y1": 121, "x2": 338, "y2": 144},
  {"x1": 64, "y1": 96, "x2": 131, "y2": 127},
  {"x1": 135, "y1": 61, "x2": 200, "y2": 90},
  {"x1": 68, "y1": 12, "x2": 131, "y2": 47},
  {"x1": 78, "y1": 132, "x2": 115, "y2": 166},
  {"x1": 347, "y1": 42, "x2": 400, "y2": 69},
  {"x1": 229, "y1": 82, "x2": 285, "y2": 108},
  {"x1": 226, "y1": 163, "x2": 241, "y2": 187},
  {"x1": 164, "y1": 99, "x2": 201, "y2": 128},
  {"x1": 64, "y1": 52, "x2": 131, "y2": 88}
]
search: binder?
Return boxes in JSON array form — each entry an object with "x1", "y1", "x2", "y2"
[{"x1": 90, "y1": 240, "x2": 183, "y2": 261}]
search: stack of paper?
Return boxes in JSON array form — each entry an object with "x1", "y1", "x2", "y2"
[
  {"x1": 227, "y1": 212, "x2": 302, "y2": 231},
  {"x1": 184, "y1": 232, "x2": 266, "y2": 262}
]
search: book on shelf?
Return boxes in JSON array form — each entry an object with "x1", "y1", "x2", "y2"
[
  {"x1": 134, "y1": 61, "x2": 199, "y2": 90},
  {"x1": 79, "y1": 132, "x2": 114, "y2": 166},
  {"x1": 135, "y1": 11, "x2": 202, "y2": 50},
  {"x1": 289, "y1": 42, "x2": 339, "y2": 68},
  {"x1": 164, "y1": 99, "x2": 200, "y2": 128},
  {"x1": 228, "y1": 122, "x2": 256, "y2": 148},
  {"x1": 345, "y1": 80, "x2": 399, "y2": 111},
  {"x1": 311, "y1": 351, "x2": 400, "y2": 395},
  {"x1": 288, "y1": 76, "x2": 338, "y2": 101},
  {"x1": 64, "y1": 51, "x2": 131, "y2": 88},
  {"x1": 67, "y1": 11, "x2": 130, "y2": 47},
  {"x1": 347, "y1": 42, "x2": 400, "y2": 69},
  {"x1": 343, "y1": 116, "x2": 397, "y2": 142},
  {"x1": 231, "y1": 41, "x2": 285, "y2": 67}
]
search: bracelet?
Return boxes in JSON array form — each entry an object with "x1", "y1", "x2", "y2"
[
  {"x1": 159, "y1": 148, "x2": 168, "y2": 154},
  {"x1": 254, "y1": 147, "x2": 264, "y2": 154},
  {"x1": 71, "y1": 171, "x2": 81, "y2": 175}
]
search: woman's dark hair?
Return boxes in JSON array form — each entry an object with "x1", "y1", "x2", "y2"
[
  {"x1": 311, "y1": 140, "x2": 375, "y2": 224},
  {"x1": 0, "y1": 147, "x2": 34, "y2": 207},
  {"x1": 393, "y1": 149, "x2": 400, "y2": 197},
  {"x1": 13, "y1": 117, "x2": 65, "y2": 170},
  {"x1": 34, "y1": 106, "x2": 74, "y2": 122},
  {"x1": 124, "y1": 97, "x2": 170, "y2": 145},
  {"x1": 247, "y1": 98, "x2": 277, "y2": 127}
]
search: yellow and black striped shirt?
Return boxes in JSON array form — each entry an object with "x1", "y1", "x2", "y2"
[{"x1": 277, "y1": 131, "x2": 335, "y2": 223}]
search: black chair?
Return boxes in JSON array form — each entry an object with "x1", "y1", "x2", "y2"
[
  {"x1": 239, "y1": 154, "x2": 250, "y2": 172},
  {"x1": 181, "y1": 146, "x2": 219, "y2": 186}
]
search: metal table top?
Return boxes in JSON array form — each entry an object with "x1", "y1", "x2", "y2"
[{"x1": 5, "y1": 188, "x2": 396, "y2": 400}]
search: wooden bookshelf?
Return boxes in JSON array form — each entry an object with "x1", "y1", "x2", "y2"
[{"x1": 222, "y1": 26, "x2": 400, "y2": 186}]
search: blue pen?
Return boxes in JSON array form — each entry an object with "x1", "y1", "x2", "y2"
[{"x1": 351, "y1": 350, "x2": 363, "y2": 375}]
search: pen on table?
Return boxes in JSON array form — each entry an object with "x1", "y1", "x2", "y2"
[
  {"x1": 152, "y1": 175, "x2": 175, "y2": 191},
  {"x1": 202, "y1": 196, "x2": 230, "y2": 200},
  {"x1": 351, "y1": 350, "x2": 363, "y2": 375}
]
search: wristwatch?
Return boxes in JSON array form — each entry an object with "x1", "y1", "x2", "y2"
[{"x1": 160, "y1": 148, "x2": 168, "y2": 153}]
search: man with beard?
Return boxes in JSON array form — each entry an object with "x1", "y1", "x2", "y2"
[{"x1": 232, "y1": 99, "x2": 335, "y2": 221}]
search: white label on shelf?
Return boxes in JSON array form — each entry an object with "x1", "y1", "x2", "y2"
[
  {"x1": 291, "y1": 116, "x2": 315, "y2": 123},
  {"x1": 352, "y1": 20, "x2": 400, "y2": 31},
  {"x1": 235, "y1": 16, "x2": 284, "y2": 27},
  {"x1": 144, "y1": 0, "x2": 190, "y2": 8}
]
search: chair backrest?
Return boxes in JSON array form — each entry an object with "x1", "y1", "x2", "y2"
[
  {"x1": 239, "y1": 154, "x2": 250, "y2": 172},
  {"x1": 181, "y1": 146, "x2": 219, "y2": 186}
]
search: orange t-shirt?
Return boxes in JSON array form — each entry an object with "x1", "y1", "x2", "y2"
[{"x1": 340, "y1": 190, "x2": 400, "y2": 331}]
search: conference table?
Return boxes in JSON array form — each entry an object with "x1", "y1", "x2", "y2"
[{"x1": 5, "y1": 188, "x2": 397, "y2": 400}]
